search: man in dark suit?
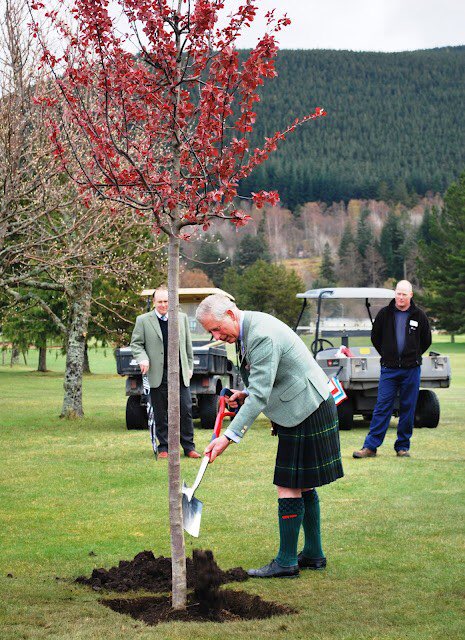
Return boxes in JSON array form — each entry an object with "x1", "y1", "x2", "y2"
[{"x1": 130, "y1": 285, "x2": 200, "y2": 459}]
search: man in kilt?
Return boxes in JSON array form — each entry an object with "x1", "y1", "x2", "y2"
[{"x1": 196, "y1": 294, "x2": 344, "y2": 578}]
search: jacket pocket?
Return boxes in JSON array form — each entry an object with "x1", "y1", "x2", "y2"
[{"x1": 280, "y1": 378, "x2": 306, "y2": 402}]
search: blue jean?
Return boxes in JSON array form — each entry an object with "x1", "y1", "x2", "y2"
[{"x1": 364, "y1": 366, "x2": 421, "y2": 452}]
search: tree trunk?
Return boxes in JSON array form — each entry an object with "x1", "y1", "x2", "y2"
[
  {"x1": 168, "y1": 3, "x2": 187, "y2": 610},
  {"x1": 83, "y1": 341, "x2": 91, "y2": 374},
  {"x1": 37, "y1": 345, "x2": 47, "y2": 372},
  {"x1": 61, "y1": 273, "x2": 93, "y2": 418},
  {"x1": 451, "y1": 333, "x2": 455, "y2": 343},
  {"x1": 167, "y1": 233, "x2": 187, "y2": 610},
  {"x1": 10, "y1": 345, "x2": 19, "y2": 366}
]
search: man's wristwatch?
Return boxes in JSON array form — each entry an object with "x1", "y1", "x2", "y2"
[{"x1": 224, "y1": 434, "x2": 234, "y2": 442}]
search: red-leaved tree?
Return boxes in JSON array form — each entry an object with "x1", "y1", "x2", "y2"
[{"x1": 30, "y1": 0, "x2": 326, "y2": 609}]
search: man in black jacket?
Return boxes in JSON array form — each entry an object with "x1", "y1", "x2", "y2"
[{"x1": 353, "y1": 280, "x2": 431, "y2": 458}]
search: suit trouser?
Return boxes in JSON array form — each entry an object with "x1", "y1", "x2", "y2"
[
  {"x1": 364, "y1": 366, "x2": 421, "y2": 452},
  {"x1": 150, "y1": 381, "x2": 196, "y2": 453}
]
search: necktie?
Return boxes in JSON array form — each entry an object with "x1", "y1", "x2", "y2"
[{"x1": 237, "y1": 340, "x2": 246, "y2": 365}]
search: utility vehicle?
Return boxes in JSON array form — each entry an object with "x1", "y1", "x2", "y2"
[
  {"x1": 115, "y1": 288, "x2": 240, "y2": 430},
  {"x1": 295, "y1": 287, "x2": 451, "y2": 430}
]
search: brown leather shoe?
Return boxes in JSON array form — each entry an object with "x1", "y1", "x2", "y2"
[
  {"x1": 353, "y1": 447, "x2": 377, "y2": 458},
  {"x1": 396, "y1": 450, "x2": 411, "y2": 457},
  {"x1": 158, "y1": 451, "x2": 168, "y2": 459},
  {"x1": 185, "y1": 450, "x2": 201, "y2": 459}
]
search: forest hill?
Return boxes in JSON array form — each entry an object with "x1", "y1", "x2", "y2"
[
  {"x1": 182, "y1": 195, "x2": 443, "y2": 290},
  {"x1": 237, "y1": 47, "x2": 465, "y2": 208}
]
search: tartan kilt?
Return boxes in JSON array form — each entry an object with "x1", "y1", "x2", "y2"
[{"x1": 273, "y1": 395, "x2": 344, "y2": 488}]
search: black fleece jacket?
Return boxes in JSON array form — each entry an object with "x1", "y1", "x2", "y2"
[{"x1": 371, "y1": 299, "x2": 432, "y2": 368}]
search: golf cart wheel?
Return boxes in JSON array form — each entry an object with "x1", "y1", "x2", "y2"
[
  {"x1": 126, "y1": 395, "x2": 148, "y2": 430},
  {"x1": 414, "y1": 390, "x2": 440, "y2": 429},
  {"x1": 337, "y1": 397, "x2": 354, "y2": 430},
  {"x1": 198, "y1": 394, "x2": 218, "y2": 429}
]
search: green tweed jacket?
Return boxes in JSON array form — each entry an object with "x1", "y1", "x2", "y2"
[
  {"x1": 130, "y1": 311, "x2": 193, "y2": 388},
  {"x1": 228, "y1": 311, "x2": 330, "y2": 440}
]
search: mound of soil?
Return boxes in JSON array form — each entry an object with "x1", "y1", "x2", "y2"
[
  {"x1": 76, "y1": 549, "x2": 248, "y2": 593},
  {"x1": 78, "y1": 549, "x2": 295, "y2": 625}
]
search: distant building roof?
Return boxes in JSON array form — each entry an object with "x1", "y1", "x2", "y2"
[{"x1": 140, "y1": 287, "x2": 235, "y2": 302}]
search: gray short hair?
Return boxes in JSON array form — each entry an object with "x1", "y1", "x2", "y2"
[
  {"x1": 196, "y1": 294, "x2": 238, "y2": 323},
  {"x1": 153, "y1": 284, "x2": 168, "y2": 297}
]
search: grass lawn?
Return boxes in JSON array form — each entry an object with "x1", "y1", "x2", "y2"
[{"x1": 0, "y1": 338, "x2": 464, "y2": 639}]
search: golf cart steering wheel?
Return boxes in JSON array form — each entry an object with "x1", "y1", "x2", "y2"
[{"x1": 311, "y1": 338, "x2": 334, "y2": 354}]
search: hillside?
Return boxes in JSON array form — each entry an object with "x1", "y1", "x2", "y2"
[{"x1": 238, "y1": 47, "x2": 465, "y2": 207}]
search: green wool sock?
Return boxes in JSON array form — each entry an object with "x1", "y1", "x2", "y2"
[
  {"x1": 302, "y1": 489, "x2": 324, "y2": 559},
  {"x1": 275, "y1": 497, "x2": 304, "y2": 567}
]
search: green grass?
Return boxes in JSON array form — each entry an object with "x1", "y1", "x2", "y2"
[{"x1": 0, "y1": 342, "x2": 464, "y2": 639}]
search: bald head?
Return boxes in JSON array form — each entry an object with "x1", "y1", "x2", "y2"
[{"x1": 394, "y1": 280, "x2": 413, "y2": 311}]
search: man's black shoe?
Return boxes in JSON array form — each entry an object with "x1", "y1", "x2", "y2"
[
  {"x1": 297, "y1": 553, "x2": 327, "y2": 570},
  {"x1": 247, "y1": 559, "x2": 299, "y2": 578}
]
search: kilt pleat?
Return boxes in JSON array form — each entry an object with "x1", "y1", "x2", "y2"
[{"x1": 273, "y1": 395, "x2": 344, "y2": 488}]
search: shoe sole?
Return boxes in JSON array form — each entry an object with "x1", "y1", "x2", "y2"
[{"x1": 248, "y1": 573, "x2": 299, "y2": 578}]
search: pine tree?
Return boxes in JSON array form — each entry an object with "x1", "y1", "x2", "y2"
[
  {"x1": 224, "y1": 260, "x2": 304, "y2": 326},
  {"x1": 379, "y1": 210, "x2": 404, "y2": 280},
  {"x1": 195, "y1": 236, "x2": 230, "y2": 286},
  {"x1": 356, "y1": 209, "x2": 374, "y2": 258},
  {"x1": 417, "y1": 172, "x2": 465, "y2": 334},
  {"x1": 318, "y1": 242, "x2": 337, "y2": 285},
  {"x1": 338, "y1": 223, "x2": 361, "y2": 285},
  {"x1": 235, "y1": 232, "x2": 271, "y2": 271}
]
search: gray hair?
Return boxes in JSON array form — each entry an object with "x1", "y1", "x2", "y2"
[
  {"x1": 196, "y1": 294, "x2": 238, "y2": 323},
  {"x1": 153, "y1": 284, "x2": 168, "y2": 297}
]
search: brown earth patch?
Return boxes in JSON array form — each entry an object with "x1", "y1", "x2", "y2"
[
  {"x1": 101, "y1": 589, "x2": 295, "y2": 625},
  {"x1": 78, "y1": 549, "x2": 296, "y2": 625},
  {"x1": 76, "y1": 549, "x2": 248, "y2": 593}
]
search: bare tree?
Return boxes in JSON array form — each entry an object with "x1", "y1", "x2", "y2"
[{"x1": 0, "y1": 0, "x2": 163, "y2": 416}]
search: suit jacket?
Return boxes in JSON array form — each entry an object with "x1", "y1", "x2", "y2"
[
  {"x1": 130, "y1": 311, "x2": 193, "y2": 388},
  {"x1": 228, "y1": 311, "x2": 330, "y2": 440}
]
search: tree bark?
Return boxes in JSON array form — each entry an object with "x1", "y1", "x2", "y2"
[
  {"x1": 61, "y1": 273, "x2": 93, "y2": 418},
  {"x1": 10, "y1": 345, "x2": 19, "y2": 366},
  {"x1": 83, "y1": 341, "x2": 91, "y2": 374},
  {"x1": 37, "y1": 345, "x2": 47, "y2": 372},
  {"x1": 167, "y1": 233, "x2": 187, "y2": 610},
  {"x1": 169, "y1": 1, "x2": 187, "y2": 610}
]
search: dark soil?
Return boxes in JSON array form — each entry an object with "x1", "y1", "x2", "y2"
[
  {"x1": 78, "y1": 549, "x2": 296, "y2": 626},
  {"x1": 76, "y1": 549, "x2": 248, "y2": 593},
  {"x1": 101, "y1": 590, "x2": 295, "y2": 625}
]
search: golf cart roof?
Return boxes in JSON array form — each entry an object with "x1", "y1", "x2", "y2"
[
  {"x1": 140, "y1": 287, "x2": 235, "y2": 302},
  {"x1": 297, "y1": 287, "x2": 395, "y2": 300}
]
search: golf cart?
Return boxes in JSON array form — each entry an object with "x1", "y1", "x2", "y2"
[
  {"x1": 115, "y1": 288, "x2": 241, "y2": 430},
  {"x1": 295, "y1": 287, "x2": 451, "y2": 430}
]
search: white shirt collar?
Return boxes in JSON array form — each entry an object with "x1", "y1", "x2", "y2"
[{"x1": 238, "y1": 310, "x2": 245, "y2": 341}]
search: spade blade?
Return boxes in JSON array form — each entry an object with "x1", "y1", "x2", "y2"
[{"x1": 182, "y1": 492, "x2": 203, "y2": 538}]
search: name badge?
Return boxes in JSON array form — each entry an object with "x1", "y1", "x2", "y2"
[{"x1": 410, "y1": 320, "x2": 418, "y2": 327}]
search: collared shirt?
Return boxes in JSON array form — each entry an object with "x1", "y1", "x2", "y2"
[{"x1": 155, "y1": 311, "x2": 168, "y2": 321}]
